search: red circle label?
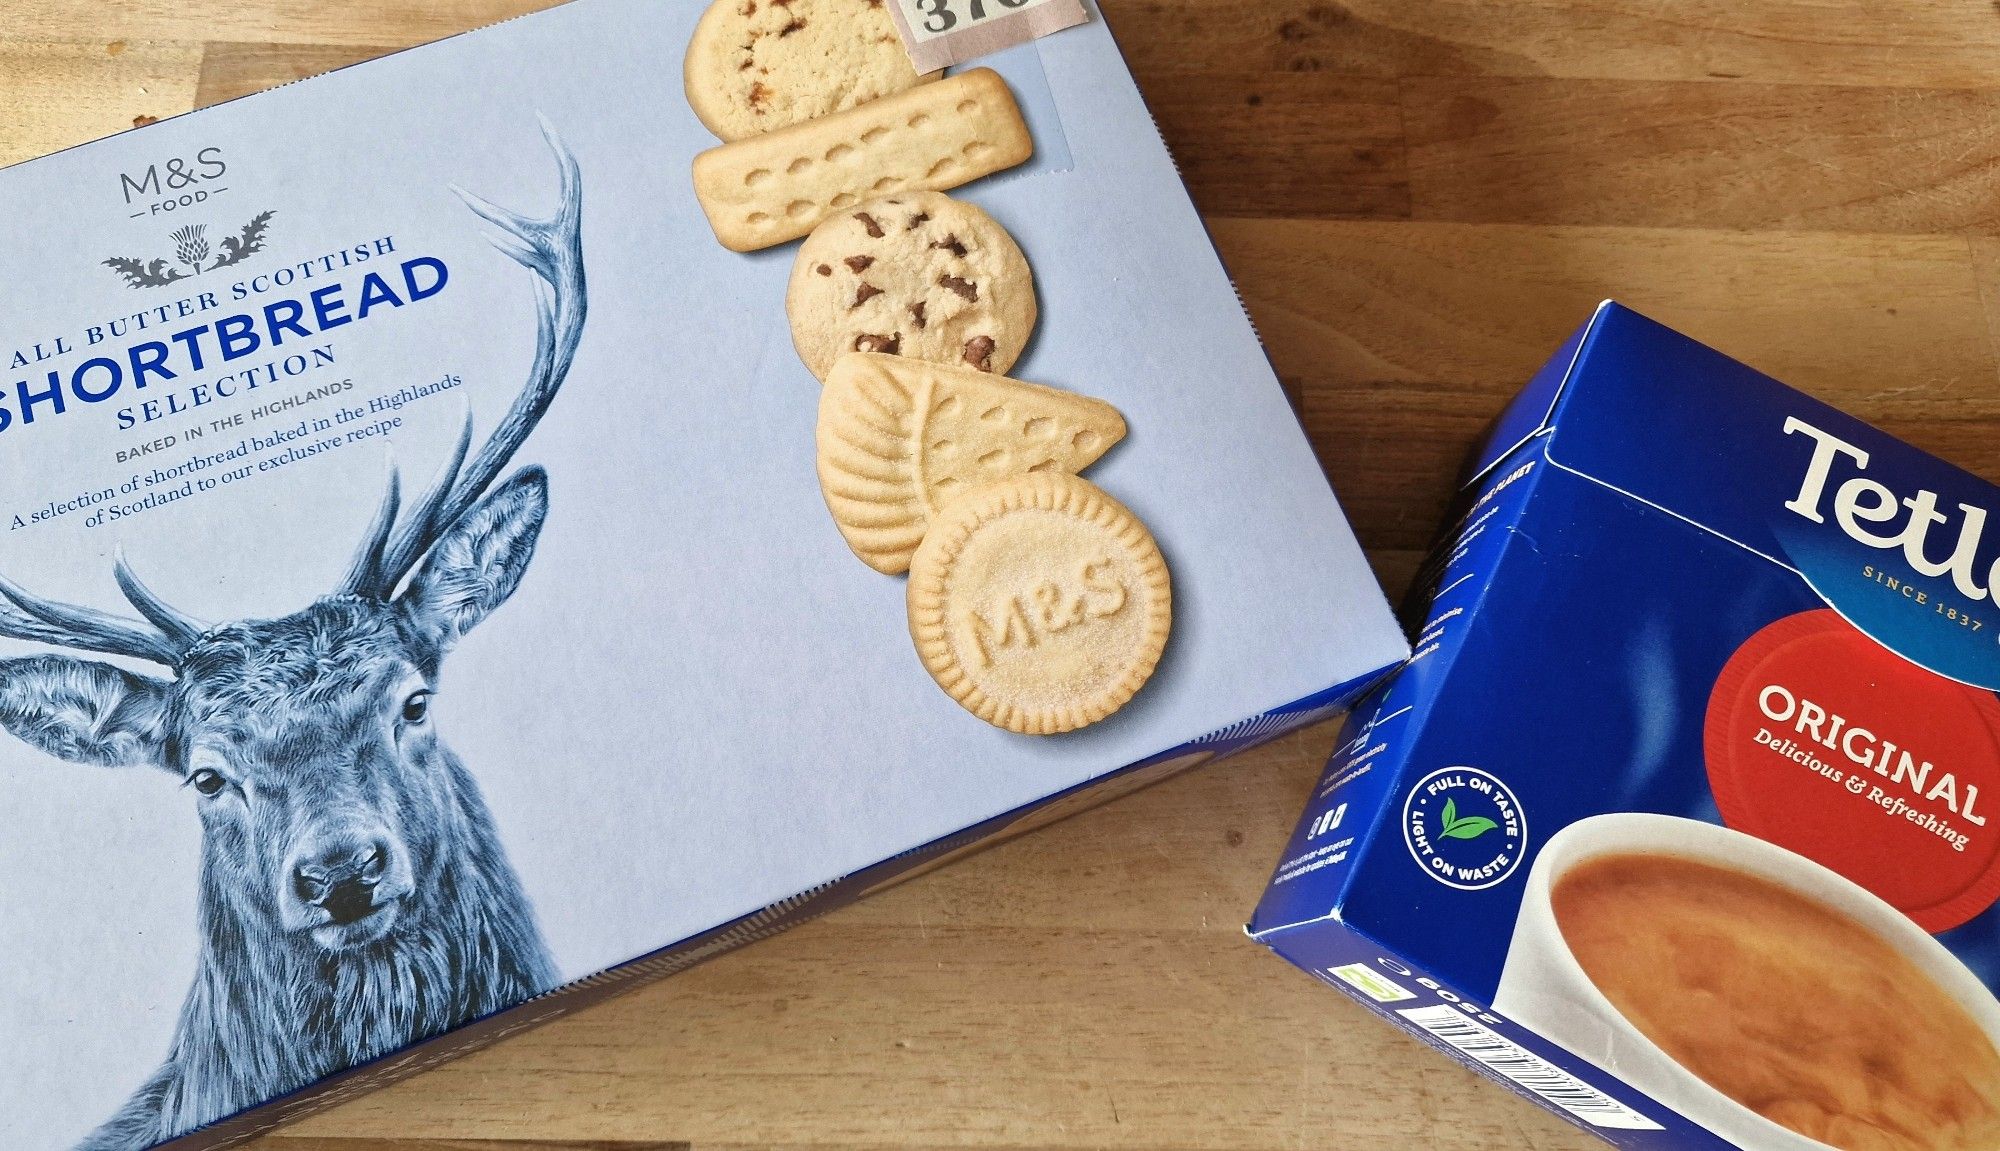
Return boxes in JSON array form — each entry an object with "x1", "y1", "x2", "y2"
[{"x1": 1705, "y1": 609, "x2": 2000, "y2": 932}]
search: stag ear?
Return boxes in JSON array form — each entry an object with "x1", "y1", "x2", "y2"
[
  {"x1": 0, "y1": 654, "x2": 170, "y2": 768},
  {"x1": 400, "y1": 466, "x2": 549, "y2": 655}
]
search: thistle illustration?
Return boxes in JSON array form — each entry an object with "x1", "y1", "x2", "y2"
[
  {"x1": 210, "y1": 211, "x2": 274, "y2": 270},
  {"x1": 171, "y1": 225, "x2": 211, "y2": 273},
  {"x1": 105, "y1": 211, "x2": 273, "y2": 289}
]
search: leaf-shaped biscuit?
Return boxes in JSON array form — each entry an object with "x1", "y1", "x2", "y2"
[{"x1": 816, "y1": 352, "x2": 1127, "y2": 574}]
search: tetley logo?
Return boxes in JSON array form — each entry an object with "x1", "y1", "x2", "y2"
[
  {"x1": 1403, "y1": 766, "x2": 1526, "y2": 891},
  {"x1": 1776, "y1": 416, "x2": 2000, "y2": 690},
  {"x1": 1782, "y1": 416, "x2": 2000, "y2": 603}
]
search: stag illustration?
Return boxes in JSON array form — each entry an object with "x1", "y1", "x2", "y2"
[{"x1": 0, "y1": 125, "x2": 585, "y2": 1151}]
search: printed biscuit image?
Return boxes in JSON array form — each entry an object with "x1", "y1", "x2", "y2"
[
  {"x1": 787, "y1": 189, "x2": 1036, "y2": 381},
  {"x1": 907, "y1": 472, "x2": 1171, "y2": 735},
  {"x1": 692, "y1": 68, "x2": 1033, "y2": 252},
  {"x1": 817, "y1": 352, "x2": 1127, "y2": 573},
  {"x1": 683, "y1": 0, "x2": 940, "y2": 142}
]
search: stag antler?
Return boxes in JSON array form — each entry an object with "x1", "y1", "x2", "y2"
[
  {"x1": 341, "y1": 118, "x2": 587, "y2": 599},
  {"x1": 0, "y1": 550, "x2": 206, "y2": 666},
  {"x1": 0, "y1": 120, "x2": 585, "y2": 668}
]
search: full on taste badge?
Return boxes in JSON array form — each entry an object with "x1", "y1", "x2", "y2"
[{"x1": 1404, "y1": 766, "x2": 1528, "y2": 891}]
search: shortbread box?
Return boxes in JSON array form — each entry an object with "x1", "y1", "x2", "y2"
[
  {"x1": 1251, "y1": 302, "x2": 2000, "y2": 1151},
  {"x1": 0, "y1": 2, "x2": 1405, "y2": 1148}
]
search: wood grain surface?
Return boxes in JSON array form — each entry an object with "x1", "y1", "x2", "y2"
[{"x1": 8, "y1": 2, "x2": 2000, "y2": 1148}]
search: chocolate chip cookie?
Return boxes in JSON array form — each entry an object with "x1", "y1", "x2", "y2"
[
  {"x1": 684, "y1": 0, "x2": 939, "y2": 143},
  {"x1": 786, "y1": 190, "x2": 1038, "y2": 382}
]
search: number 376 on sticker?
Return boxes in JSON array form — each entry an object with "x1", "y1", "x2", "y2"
[
  {"x1": 908, "y1": 0, "x2": 1036, "y2": 35},
  {"x1": 888, "y1": 0, "x2": 1088, "y2": 71}
]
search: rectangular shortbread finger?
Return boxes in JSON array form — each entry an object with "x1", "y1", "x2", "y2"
[{"x1": 692, "y1": 68, "x2": 1034, "y2": 253}]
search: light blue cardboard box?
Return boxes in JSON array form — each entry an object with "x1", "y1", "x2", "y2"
[{"x1": 0, "y1": 1, "x2": 1404, "y2": 1147}]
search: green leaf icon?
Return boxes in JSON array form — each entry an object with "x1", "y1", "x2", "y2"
[
  {"x1": 1442, "y1": 798, "x2": 1458, "y2": 828},
  {"x1": 1442, "y1": 816, "x2": 1500, "y2": 840}
]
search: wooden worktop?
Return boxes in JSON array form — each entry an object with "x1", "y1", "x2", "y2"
[{"x1": 7, "y1": 2, "x2": 2000, "y2": 1148}]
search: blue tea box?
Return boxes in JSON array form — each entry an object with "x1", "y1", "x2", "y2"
[
  {"x1": 0, "y1": 0, "x2": 1406, "y2": 1147},
  {"x1": 1251, "y1": 302, "x2": 2000, "y2": 1151}
]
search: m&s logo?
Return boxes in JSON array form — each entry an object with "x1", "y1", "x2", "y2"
[
  {"x1": 101, "y1": 143, "x2": 268, "y2": 288},
  {"x1": 119, "y1": 146, "x2": 228, "y2": 216}
]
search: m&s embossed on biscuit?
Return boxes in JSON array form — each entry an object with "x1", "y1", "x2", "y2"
[
  {"x1": 907, "y1": 472, "x2": 1169, "y2": 734},
  {"x1": 1251, "y1": 303, "x2": 2000, "y2": 1151}
]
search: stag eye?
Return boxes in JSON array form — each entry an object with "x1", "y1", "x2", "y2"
[
  {"x1": 189, "y1": 768, "x2": 227, "y2": 797},
  {"x1": 401, "y1": 691, "x2": 432, "y2": 725}
]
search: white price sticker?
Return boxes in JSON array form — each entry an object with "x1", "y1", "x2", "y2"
[{"x1": 888, "y1": 0, "x2": 1088, "y2": 72}]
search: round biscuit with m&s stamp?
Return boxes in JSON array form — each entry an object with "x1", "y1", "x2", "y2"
[{"x1": 907, "y1": 472, "x2": 1171, "y2": 734}]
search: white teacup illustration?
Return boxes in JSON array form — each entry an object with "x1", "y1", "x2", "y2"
[{"x1": 1493, "y1": 812, "x2": 2000, "y2": 1151}]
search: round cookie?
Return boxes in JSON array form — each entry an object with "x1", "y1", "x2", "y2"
[
  {"x1": 683, "y1": 0, "x2": 938, "y2": 143},
  {"x1": 907, "y1": 473, "x2": 1171, "y2": 735},
  {"x1": 787, "y1": 191, "x2": 1038, "y2": 382}
]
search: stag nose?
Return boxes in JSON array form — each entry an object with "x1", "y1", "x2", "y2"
[{"x1": 291, "y1": 837, "x2": 392, "y2": 926}]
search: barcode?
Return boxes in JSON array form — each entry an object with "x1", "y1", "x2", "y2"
[{"x1": 1396, "y1": 1005, "x2": 1663, "y2": 1131}]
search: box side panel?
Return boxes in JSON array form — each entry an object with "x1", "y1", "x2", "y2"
[
  {"x1": 1256, "y1": 918, "x2": 1725, "y2": 1150},
  {"x1": 155, "y1": 674, "x2": 1391, "y2": 1151},
  {"x1": 1253, "y1": 436, "x2": 1553, "y2": 936}
]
